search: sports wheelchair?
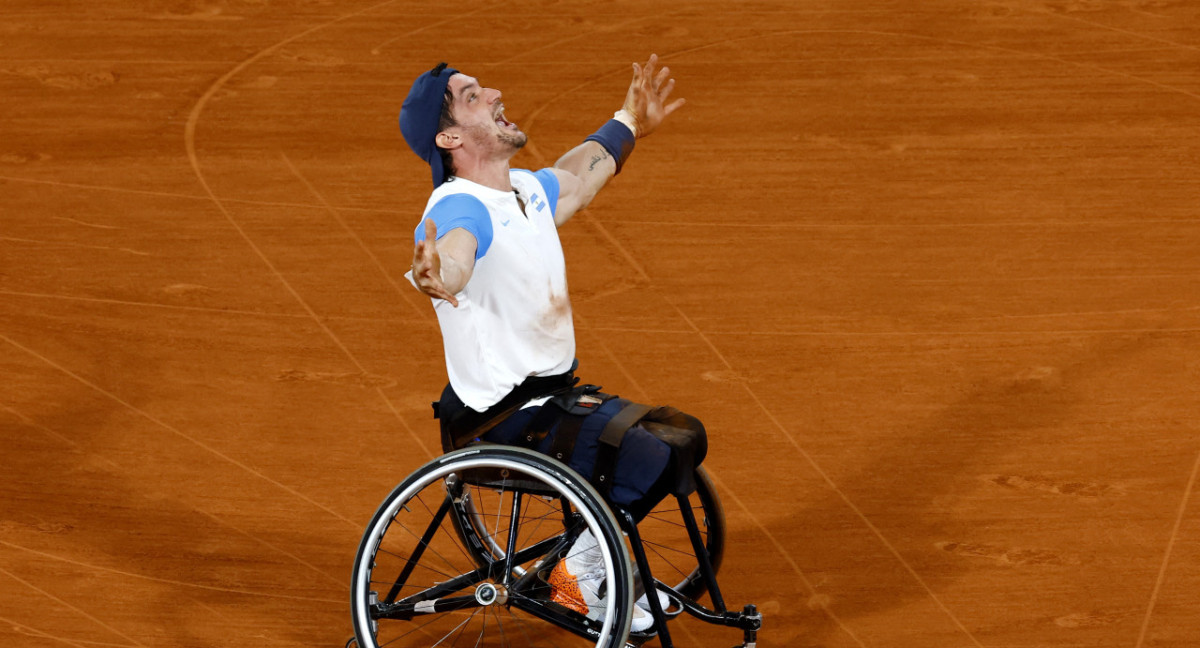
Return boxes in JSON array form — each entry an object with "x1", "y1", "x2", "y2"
[{"x1": 348, "y1": 445, "x2": 763, "y2": 647}]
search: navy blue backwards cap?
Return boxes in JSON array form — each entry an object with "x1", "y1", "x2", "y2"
[{"x1": 400, "y1": 62, "x2": 459, "y2": 187}]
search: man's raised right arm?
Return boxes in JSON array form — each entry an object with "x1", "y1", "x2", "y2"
[{"x1": 550, "y1": 54, "x2": 684, "y2": 226}]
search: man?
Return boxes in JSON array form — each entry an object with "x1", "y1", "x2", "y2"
[{"x1": 399, "y1": 55, "x2": 702, "y2": 633}]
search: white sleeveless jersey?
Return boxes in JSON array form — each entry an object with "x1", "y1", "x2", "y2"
[{"x1": 413, "y1": 169, "x2": 575, "y2": 411}]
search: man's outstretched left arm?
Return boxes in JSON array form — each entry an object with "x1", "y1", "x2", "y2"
[{"x1": 551, "y1": 54, "x2": 685, "y2": 226}]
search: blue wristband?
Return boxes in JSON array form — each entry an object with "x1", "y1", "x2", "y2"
[{"x1": 584, "y1": 119, "x2": 636, "y2": 174}]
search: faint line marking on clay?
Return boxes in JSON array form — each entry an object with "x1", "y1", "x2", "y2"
[
  {"x1": 0, "y1": 539, "x2": 342, "y2": 604},
  {"x1": 369, "y1": 2, "x2": 503, "y2": 55},
  {"x1": 3, "y1": 395, "x2": 344, "y2": 587},
  {"x1": 669, "y1": 301, "x2": 987, "y2": 648},
  {"x1": 0, "y1": 235, "x2": 149, "y2": 257},
  {"x1": 0, "y1": 615, "x2": 99, "y2": 648},
  {"x1": 183, "y1": 0, "x2": 440, "y2": 461},
  {"x1": 1029, "y1": 5, "x2": 1200, "y2": 53},
  {"x1": 625, "y1": 326, "x2": 1200, "y2": 338},
  {"x1": 560, "y1": 76, "x2": 984, "y2": 639},
  {"x1": 0, "y1": 402, "x2": 85, "y2": 454},
  {"x1": 0, "y1": 174, "x2": 404, "y2": 214},
  {"x1": 488, "y1": 14, "x2": 668, "y2": 67},
  {"x1": 0, "y1": 288, "x2": 301, "y2": 319},
  {"x1": 706, "y1": 470, "x2": 868, "y2": 648},
  {"x1": 522, "y1": 28, "x2": 1200, "y2": 175},
  {"x1": 52, "y1": 216, "x2": 121, "y2": 230},
  {"x1": 0, "y1": 565, "x2": 146, "y2": 647},
  {"x1": 0, "y1": 288, "x2": 423, "y2": 324},
  {"x1": 280, "y1": 151, "x2": 432, "y2": 321},
  {"x1": 0, "y1": 332, "x2": 360, "y2": 527},
  {"x1": 571, "y1": 311, "x2": 868, "y2": 648},
  {"x1": 1135, "y1": 449, "x2": 1200, "y2": 648},
  {"x1": 193, "y1": 509, "x2": 343, "y2": 587},
  {"x1": 603, "y1": 217, "x2": 1200, "y2": 229},
  {"x1": 523, "y1": 22, "x2": 1193, "y2": 648},
  {"x1": 276, "y1": 369, "x2": 396, "y2": 389}
]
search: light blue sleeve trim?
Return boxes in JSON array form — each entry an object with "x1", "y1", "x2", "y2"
[
  {"x1": 531, "y1": 168, "x2": 560, "y2": 218},
  {"x1": 414, "y1": 193, "x2": 493, "y2": 260}
]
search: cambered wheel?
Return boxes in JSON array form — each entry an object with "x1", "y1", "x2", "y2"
[{"x1": 351, "y1": 446, "x2": 635, "y2": 648}]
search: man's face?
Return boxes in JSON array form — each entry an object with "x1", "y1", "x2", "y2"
[{"x1": 444, "y1": 73, "x2": 527, "y2": 155}]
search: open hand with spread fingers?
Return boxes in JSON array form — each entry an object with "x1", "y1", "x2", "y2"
[
  {"x1": 411, "y1": 218, "x2": 459, "y2": 307},
  {"x1": 621, "y1": 53, "x2": 685, "y2": 138}
]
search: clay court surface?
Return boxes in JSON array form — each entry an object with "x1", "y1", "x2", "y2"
[{"x1": 4, "y1": 0, "x2": 1200, "y2": 646}]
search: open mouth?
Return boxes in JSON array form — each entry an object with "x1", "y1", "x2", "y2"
[{"x1": 494, "y1": 106, "x2": 517, "y2": 130}]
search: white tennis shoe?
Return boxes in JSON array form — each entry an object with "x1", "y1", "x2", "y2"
[{"x1": 548, "y1": 531, "x2": 656, "y2": 633}]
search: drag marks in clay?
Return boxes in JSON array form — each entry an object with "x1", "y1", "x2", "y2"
[
  {"x1": 1, "y1": 65, "x2": 118, "y2": 90},
  {"x1": 0, "y1": 521, "x2": 75, "y2": 536},
  {"x1": 985, "y1": 473, "x2": 1122, "y2": 498},
  {"x1": 936, "y1": 541, "x2": 1079, "y2": 566},
  {"x1": 1053, "y1": 609, "x2": 1130, "y2": 628}
]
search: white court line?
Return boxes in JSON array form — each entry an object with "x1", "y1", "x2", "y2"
[
  {"x1": 1135, "y1": 449, "x2": 1200, "y2": 648},
  {"x1": 182, "y1": 0, "x2": 436, "y2": 462},
  {"x1": 0, "y1": 235, "x2": 148, "y2": 256},
  {"x1": 0, "y1": 331, "x2": 360, "y2": 528},
  {"x1": 668, "y1": 302, "x2": 986, "y2": 648},
  {"x1": 570, "y1": 316, "x2": 869, "y2": 645},
  {"x1": 0, "y1": 174, "x2": 405, "y2": 214},
  {"x1": 280, "y1": 151, "x2": 433, "y2": 322},
  {"x1": 0, "y1": 615, "x2": 104, "y2": 648},
  {"x1": 0, "y1": 288, "x2": 422, "y2": 324},
  {"x1": 0, "y1": 565, "x2": 146, "y2": 648},
  {"x1": 1, "y1": 399, "x2": 343, "y2": 587},
  {"x1": 0, "y1": 539, "x2": 342, "y2": 604}
]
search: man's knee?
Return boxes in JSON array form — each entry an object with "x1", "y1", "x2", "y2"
[{"x1": 641, "y1": 406, "x2": 707, "y2": 494}]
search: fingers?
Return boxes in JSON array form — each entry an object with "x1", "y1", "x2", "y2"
[
  {"x1": 660, "y1": 77, "x2": 675, "y2": 100},
  {"x1": 413, "y1": 255, "x2": 459, "y2": 307},
  {"x1": 636, "y1": 54, "x2": 675, "y2": 98},
  {"x1": 428, "y1": 285, "x2": 459, "y2": 307},
  {"x1": 623, "y1": 54, "x2": 683, "y2": 135},
  {"x1": 663, "y1": 97, "x2": 686, "y2": 117},
  {"x1": 643, "y1": 53, "x2": 659, "y2": 81},
  {"x1": 653, "y1": 64, "x2": 670, "y2": 91},
  {"x1": 415, "y1": 219, "x2": 437, "y2": 258},
  {"x1": 412, "y1": 218, "x2": 459, "y2": 306}
]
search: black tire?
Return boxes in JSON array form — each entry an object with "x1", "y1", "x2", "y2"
[{"x1": 350, "y1": 446, "x2": 634, "y2": 648}]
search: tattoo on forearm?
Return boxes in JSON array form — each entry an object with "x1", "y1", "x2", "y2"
[{"x1": 588, "y1": 149, "x2": 610, "y2": 172}]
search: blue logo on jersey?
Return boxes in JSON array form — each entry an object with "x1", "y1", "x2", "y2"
[{"x1": 530, "y1": 193, "x2": 547, "y2": 212}]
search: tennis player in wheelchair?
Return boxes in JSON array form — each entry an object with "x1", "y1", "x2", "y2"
[{"x1": 351, "y1": 55, "x2": 760, "y2": 648}]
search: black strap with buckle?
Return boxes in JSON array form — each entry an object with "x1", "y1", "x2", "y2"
[{"x1": 592, "y1": 402, "x2": 653, "y2": 497}]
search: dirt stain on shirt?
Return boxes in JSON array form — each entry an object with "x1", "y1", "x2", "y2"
[{"x1": 541, "y1": 286, "x2": 573, "y2": 332}]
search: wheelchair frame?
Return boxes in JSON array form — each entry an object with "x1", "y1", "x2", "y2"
[{"x1": 349, "y1": 446, "x2": 762, "y2": 648}]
